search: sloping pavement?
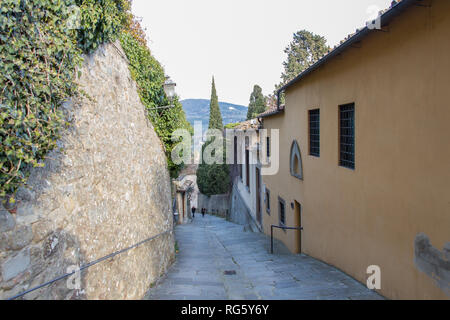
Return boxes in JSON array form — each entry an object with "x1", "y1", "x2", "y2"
[{"x1": 145, "y1": 215, "x2": 383, "y2": 300}]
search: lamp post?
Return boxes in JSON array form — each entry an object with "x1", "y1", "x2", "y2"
[
  {"x1": 148, "y1": 76, "x2": 177, "y2": 110},
  {"x1": 164, "y1": 77, "x2": 176, "y2": 101}
]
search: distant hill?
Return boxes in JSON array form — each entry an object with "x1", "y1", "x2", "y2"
[{"x1": 181, "y1": 99, "x2": 247, "y2": 132}]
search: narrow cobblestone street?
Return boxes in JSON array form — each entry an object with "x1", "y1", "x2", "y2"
[{"x1": 145, "y1": 215, "x2": 383, "y2": 300}]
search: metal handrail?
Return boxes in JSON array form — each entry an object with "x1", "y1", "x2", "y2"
[
  {"x1": 270, "y1": 224, "x2": 303, "y2": 254},
  {"x1": 7, "y1": 229, "x2": 173, "y2": 300}
]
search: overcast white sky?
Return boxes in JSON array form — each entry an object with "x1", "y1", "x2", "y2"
[{"x1": 132, "y1": 0, "x2": 392, "y2": 106}]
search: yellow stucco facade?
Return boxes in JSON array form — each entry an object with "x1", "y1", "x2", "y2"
[{"x1": 261, "y1": 1, "x2": 450, "y2": 300}]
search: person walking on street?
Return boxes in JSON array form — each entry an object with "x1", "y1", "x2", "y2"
[
  {"x1": 202, "y1": 208, "x2": 206, "y2": 218},
  {"x1": 191, "y1": 206, "x2": 196, "y2": 218}
]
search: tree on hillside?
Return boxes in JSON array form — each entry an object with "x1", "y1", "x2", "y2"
[
  {"x1": 208, "y1": 77, "x2": 223, "y2": 130},
  {"x1": 276, "y1": 30, "x2": 329, "y2": 91},
  {"x1": 246, "y1": 85, "x2": 266, "y2": 120},
  {"x1": 197, "y1": 77, "x2": 230, "y2": 196}
]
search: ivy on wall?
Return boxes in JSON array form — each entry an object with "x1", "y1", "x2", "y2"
[
  {"x1": 75, "y1": 0, "x2": 131, "y2": 52},
  {"x1": 0, "y1": 0, "x2": 130, "y2": 198},
  {"x1": 120, "y1": 24, "x2": 192, "y2": 178},
  {"x1": 1, "y1": 0, "x2": 191, "y2": 200}
]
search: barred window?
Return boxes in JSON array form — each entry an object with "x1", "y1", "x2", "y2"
[
  {"x1": 278, "y1": 197, "x2": 286, "y2": 226},
  {"x1": 245, "y1": 151, "x2": 250, "y2": 187},
  {"x1": 309, "y1": 109, "x2": 320, "y2": 157},
  {"x1": 234, "y1": 136, "x2": 238, "y2": 165},
  {"x1": 266, "y1": 136, "x2": 270, "y2": 158},
  {"x1": 339, "y1": 103, "x2": 355, "y2": 169},
  {"x1": 245, "y1": 137, "x2": 250, "y2": 187},
  {"x1": 266, "y1": 189, "x2": 271, "y2": 214}
]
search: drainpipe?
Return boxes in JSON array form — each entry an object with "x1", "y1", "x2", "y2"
[
  {"x1": 276, "y1": 87, "x2": 286, "y2": 111},
  {"x1": 256, "y1": 118, "x2": 262, "y2": 129},
  {"x1": 276, "y1": 89, "x2": 282, "y2": 111}
]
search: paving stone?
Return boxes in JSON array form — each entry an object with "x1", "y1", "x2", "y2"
[
  {"x1": 275, "y1": 280, "x2": 302, "y2": 289},
  {"x1": 145, "y1": 215, "x2": 384, "y2": 300}
]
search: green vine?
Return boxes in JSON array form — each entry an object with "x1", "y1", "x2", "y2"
[
  {"x1": 0, "y1": 0, "x2": 130, "y2": 198},
  {"x1": 119, "y1": 31, "x2": 192, "y2": 178}
]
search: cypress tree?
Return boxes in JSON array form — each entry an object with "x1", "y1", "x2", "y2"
[
  {"x1": 197, "y1": 76, "x2": 230, "y2": 196},
  {"x1": 247, "y1": 85, "x2": 266, "y2": 119},
  {"x1": 208, "y1": 77, "x2": 223, "y2": 130}
]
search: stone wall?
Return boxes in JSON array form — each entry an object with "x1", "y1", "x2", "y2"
[
  {"x1": 0, "y1": 41, "x2": 175, "y2": 300},
  {"x1": 198, "y1": 193, "x2": 230, "y2": 219}
]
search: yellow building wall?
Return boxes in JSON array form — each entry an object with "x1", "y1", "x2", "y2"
[{"x1": 262, "y1": 1, "x2": 450, "y2": 300}]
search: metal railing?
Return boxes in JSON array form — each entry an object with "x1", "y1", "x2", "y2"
[
  {"x1": 270, "y1": 225, "x2": 303, "y2": 254},
  {"x1": 7, "y1": 229, "x2": 173, "y2": 300}
]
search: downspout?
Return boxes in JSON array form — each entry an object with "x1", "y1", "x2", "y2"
[{"x1": 276, "y1": 89, "x2": 282, "y2": 111}]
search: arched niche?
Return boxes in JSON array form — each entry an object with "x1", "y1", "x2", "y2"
[{"x1": 290, "y1": 140, "x2": 303, "y2": 180}]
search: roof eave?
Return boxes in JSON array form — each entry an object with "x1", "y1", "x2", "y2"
[
  {"x1": 258, "y1": 109, "x2": 285, "y2": 119},
  {"x1": 277, "y1": 0, "x2": 417, "y2": 94}
]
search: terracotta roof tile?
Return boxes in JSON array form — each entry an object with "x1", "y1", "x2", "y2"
[
  {"x1": 257, "y1": 104, "x2": 285, "y2": 118},
  {"x1": 234, "y1": 120, "x2": 259, "y2": 130}
]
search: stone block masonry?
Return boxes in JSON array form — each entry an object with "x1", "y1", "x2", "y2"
[
  {"x1": 198, "y1": 193, "x2": 230, "y2": 219},
  {"x1": 0, "y1": 41, "x2": 175, "y2": 300}
]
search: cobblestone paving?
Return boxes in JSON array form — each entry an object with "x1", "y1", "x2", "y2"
[{"x1": 145, "y1": 215, "x2": 384, "y2": 300}]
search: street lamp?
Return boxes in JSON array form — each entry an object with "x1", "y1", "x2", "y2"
[
  {"x1": 163, "y1": 77, "x2": 176, "y2": 101},
  {"x1": 148, "y1": 76, "x2": 177, "y2": 110}
]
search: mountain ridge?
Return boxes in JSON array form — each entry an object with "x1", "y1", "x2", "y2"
[{"x1": 181, "y1": 99, "x2": 247, "y2": 131}]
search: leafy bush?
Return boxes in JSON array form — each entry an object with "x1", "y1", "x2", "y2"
[
  {"x1": 0, "y1": 0, "x2": 130, "y2": 198},
  {"x1": 224, "y1": 122, "x2": 240, "y2": 129},
  {"x1": 197, "y1": 162, "x2": 230, "y2": 197}
]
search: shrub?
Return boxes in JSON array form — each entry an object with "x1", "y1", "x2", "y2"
[
  {"x1": 197, "y1": 162, "x2": 230, "y2": 197},
  {"x1": 196, "y1": 138, "x2": 230, "y2": 196}
]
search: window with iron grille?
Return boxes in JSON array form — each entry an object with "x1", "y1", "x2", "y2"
[
  {"x1": 278, "y1": 197, "x2": 286, "y2": 225},
  {"x1": 266, "y1": 136, "x2": 270, "y2": 158},
  {"x1": 309, "y1": 109, "x2": 320, "y2": 157},
  {"x1": 245, "y1": 149, "x2": 250, "y2": 188},
  {"x1": 266, "y1": 189, "x2": 270, "y2": 214},
  {"x1": 233, "y1": 136, "x2": 238, "y2": 165},
  {"x1": 339, "y1": 103, "x2": 355, "y2": 169}
]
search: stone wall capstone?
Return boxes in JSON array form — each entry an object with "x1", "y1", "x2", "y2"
[{"x1": 0, "y1": 41, "x2": 175, "y2": 300}]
